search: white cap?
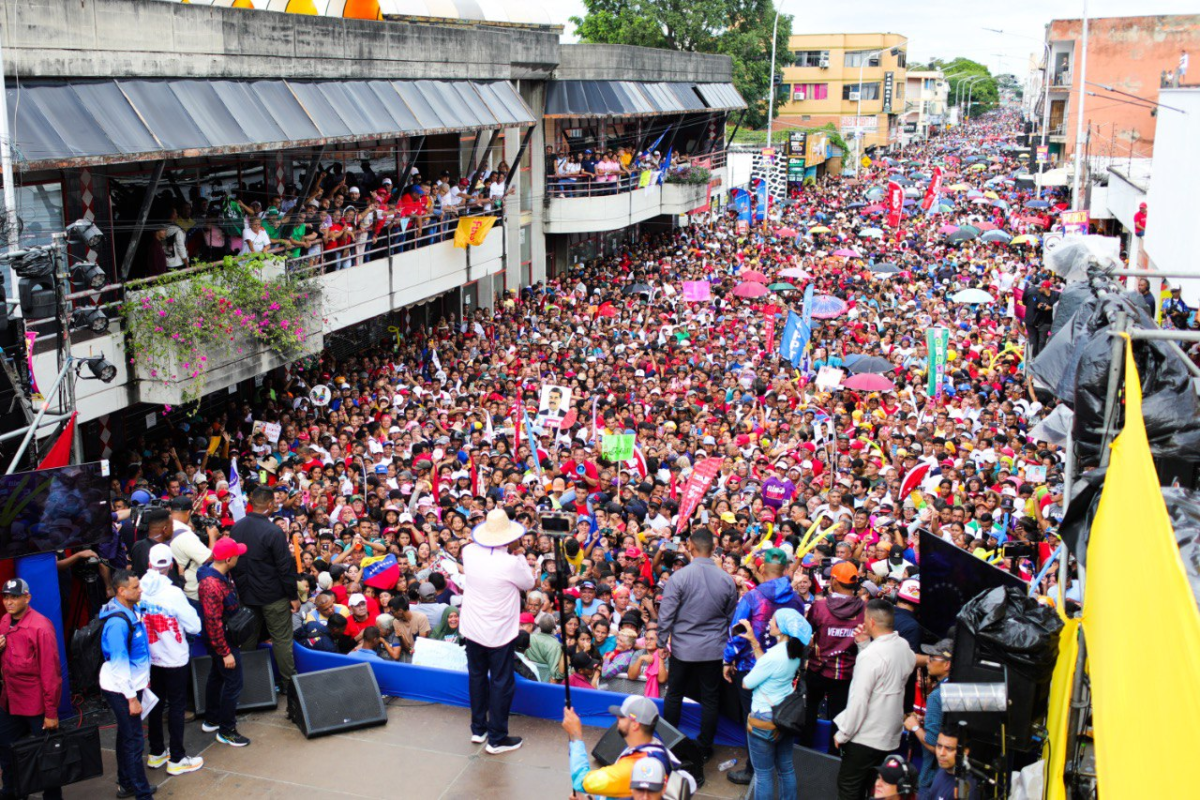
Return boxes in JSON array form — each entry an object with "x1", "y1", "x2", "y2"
[
  {"x1": 348, "y1": 593, "x2": 367, "y2": 607},
  {"x1": 149, "y1": 543, "x2": 174, "y2": 570}
]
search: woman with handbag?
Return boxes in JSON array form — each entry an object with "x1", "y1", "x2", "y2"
[
  {"x1": 197, "y1": 538, "x2": 253, "y2": 748},
  {"x1": 738, "y1": 608, "x2": 813, "y2": 800}
]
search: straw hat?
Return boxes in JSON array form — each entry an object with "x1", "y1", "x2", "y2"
[{"x1": 471, "y1": 509, "x2": 525, "y2": 548}]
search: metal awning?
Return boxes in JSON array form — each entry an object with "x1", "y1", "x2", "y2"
[
  {"x1": 544, "y1": 81, "x2": 745, "y2": 118},
  {"x1": 7, "y1": 78, "x2": 535, "y2": 170}
]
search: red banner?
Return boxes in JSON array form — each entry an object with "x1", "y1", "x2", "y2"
[
  {"x1": 675, "y1": 457, "x2": 724, "y2": 536},
  {"x1": 921, "y1": 166, "x2": 943, "y2": 212},
  {"x1": 37, "y1": 412, "x2": 77, "y2": 470},
  {"x1": 764, "y1": 318, "x2": 777, "y2": 354},
  {"x1": 886, "y1": 180, "x2": 904, "y2": 228}
]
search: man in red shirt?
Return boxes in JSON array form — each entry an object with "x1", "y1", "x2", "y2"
[{"x1": 0, "y1": 578, "x2": 64, "y2": 800}]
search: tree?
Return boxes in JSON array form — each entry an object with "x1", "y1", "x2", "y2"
[
  {"x1": 571, "y1": 0, "x2": 792, "y2": 129},
  {"x1": 931, "y1": 57, "x2": 999, "y2": 119}
]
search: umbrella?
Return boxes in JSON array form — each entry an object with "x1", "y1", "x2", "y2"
[
  {"x1": 952, "y1": 288, "x2": 995, "y2": 304},
  {"x1": 1020, "y1": 216, "x2": 1047, "y2": 227},
  {"x1": 946, "y1": 229, "x2": 977, "y2": 243},
  {"x1": 904, "y1": 187, "x2": 922, "y2": 197},
  {"x1": 865, "y1": 186, "x2": 886, "y2": 200},
  {"x1": 958, "y1": 225, "x2": 982, "y2": 237},
  {"x1": 622, "y1": 283, "x2": 652, "y2": 295},
  {"x1": 966, "y1": 189, "x2": 984, "y2": 199},
  {"x1": 910, "y1": 172, "x2": 930, "y2": 181},
  {"x1": 1024, "y1": 200, "x2": 1050, "y2": 209},
  {"x1": 1010, "y1": 234, "x2": 1039, "y2": 246},
  {"x1": 936, "y1": 202, "x2": 955, "y2": 213},
  {"x1": 947, "y1": 183, "x2": 971, "y2": 192},
  {"x1": 741, "y1": 269, "x2": 769, "y2": 283},
  {"x1": 1017, "y1": 152, "x2": 1030, "y2": 159},
  {"x1": 810, "y1": 294, "x2": 848, "y2": 319},
  {"x1": 869, "y1": 262, "x2": 901, "y2": 273},
  {"x1": 774, "y1": 227, "x2": 800, "y2": 237},
  {"x1": 597, "y1": 304, "x2": 618, "y2": 318},
  {"x1": 963, "y1": 155, "x2": 985, "y2": 163},
  {"x1": 846, "y1": 201, "x2": 867, "y2": 209},
  {"x1": 733, "y1": 282, "x2": 769, "y2": 298},
  {"x1": 858, "y1": 228, "x2": 884, "y2": 238},
  {"x1": 863, "y1": 203, "x2": 886, "y2": 214},
  {"x1": 904, "y1": 160, "x2": 922, "y2": 166},
  {"x1": 832, "y1": 248, "x2": 861, "y2": 258},
  {"x1": 808, "y1": 225, "x2": 832, "y2": 234},
  {"x1": 938, "y1": 224, "x2": 960, "y2": 234},
  {"x1": 847, "y1": 356, "x2": 894, "y2": 374},
  {"x1": 778, "y1": 267, "x2": 812, "y2": 279},
  {"x1": 893, "y1": 177, "x2": 915, "y2": 187},
  {"x1": 899, "y1": 463, "x2": 931, "y2": 499},
  {"x1": 768, "y1": 282, "x2": 797, "y2": 292},
  {"x1": 981, "y1": 230, "x2": 1012, "y2": 243},
  {"x1": 975, "y1": 221, "x2": 997, "y2": 231},
  {"x1": 841, "y1": 373, "x2": 895, "y2": 392},
  {"x1": 967, "y1": 163, "x2": 988, "y2": 172}
]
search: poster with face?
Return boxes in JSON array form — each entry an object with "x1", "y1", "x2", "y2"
[{"x1": 536, "y1": 385, "x2": 572, "y2": 429}]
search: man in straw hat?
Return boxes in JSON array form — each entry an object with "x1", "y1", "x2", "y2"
[{"x1": 460, "y1": 508, "x2": 534, "y2": 754}]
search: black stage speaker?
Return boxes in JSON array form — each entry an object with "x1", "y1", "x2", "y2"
[
  {"x1": 592, "y1": 715, "x2": 704, "y2": 789},
  {"x1": 191, "y1": 649, "x2": 278, "y2": 716},
  {"x1": 287, "y1": 663, "x2": 387, "y2": 739},
  {"x1": 790, "y1": 745, "x2": 841, "y2": 799},
  {"x1": 951, "y1": 626, "x2": 1043, "y2": 753}
]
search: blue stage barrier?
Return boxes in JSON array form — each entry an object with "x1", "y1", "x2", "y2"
[
  {"x1": 293, "y1": 644, "x2": 749, "y2": 748},
  {"x1": 17, "y1": 552, "x2": 73, "y2": 718}
]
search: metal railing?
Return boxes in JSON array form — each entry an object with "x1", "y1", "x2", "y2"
[
  {"x1": 546, "y1": 151, "x2": 726, "y2": 199},
  {"x1": 1051, "y1": 70, "x2": 1072, "y2": 88}
]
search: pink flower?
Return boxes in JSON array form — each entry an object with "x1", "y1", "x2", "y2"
[
  {"x1": 163, "y1": 405, "x2": 173, "y2": 413},
  {"x1": 150, "y1": 369, "x2": 158, "y2": 377},
  {"x1": 280, "y1": 320, "x2": 289, "y2": 329},
  {"x1": 199, "y1": 356, "x2": 207, "y2": 362}
]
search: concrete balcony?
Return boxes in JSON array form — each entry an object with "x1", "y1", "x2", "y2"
[
  {"x1": 545, "y1": 167, "x2": 723, "y2": 234},
  {"x1": 45, "y1": 224, "x2": 507, "y2": 419}
]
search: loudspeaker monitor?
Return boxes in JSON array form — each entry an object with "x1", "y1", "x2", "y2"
[
  {"x1": 592, "y1": 715, "x2": 703, "y2": 789},
  {"x1": 288, "y1": 663, "x2": 387, "y2": 739},
  {"x1": 190, "y1": 648, "x2": 278, "y2": 716}
]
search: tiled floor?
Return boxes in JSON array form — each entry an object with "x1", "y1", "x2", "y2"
[{"x1": 63, "y1": 700, "x2": 752, "y2": 800}]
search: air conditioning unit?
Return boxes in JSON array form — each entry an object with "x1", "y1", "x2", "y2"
[
  {"x1": 849, "y1": 91, "x2": 861, "y2": 101},
  {"x1": 794, "y1": 91, "x2": 806, "y2": 101},
  {"x1": 819, "y1": 57, "x2": 830, "y2": 69}
]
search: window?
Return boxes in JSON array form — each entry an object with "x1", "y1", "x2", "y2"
[
  {"x1": 844, "y1": 50, "x2": 880, "y2": 68},
  {"x1": 895, "y1": 50, "x2": 907, "y2": 68},
  {"x1": 924, "y1": 78, "x2": 936, "y2": 90},
  {"x1": 792, "y1": 83, "x2": 828, "y2": 101},
  {"x1": 843, "y1": 82, "x2": 880, "y2": 101},
  {"x1": 793, "y1": 50, "x2": 828, "y2": 68}
]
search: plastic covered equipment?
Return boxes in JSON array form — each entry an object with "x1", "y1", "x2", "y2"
[
  {"x1": 1162, "y1": 487, "x2": 1200, "y2": 615},
  {"x1": 1045, "y1": 236, "x2": 1121, "y2": 283},
  {"x1": 956, "y1": 586, "x2": 1065, "y2": 675}
]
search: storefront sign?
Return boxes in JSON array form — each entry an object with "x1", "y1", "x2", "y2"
[
  {"x1": 1062, "y1": 210, "x2": 1090, "y2": 236},
  {"x1": 1036, "y1": 145, "x2": 1049, "y2": 164},
  {"x1": 840, "y1": 116, "x2": 879, "y2": 134},
  {"x1": 787, "y1": 158, "x2": 806, "y2": 180},
  {"x1": 882, "y1": 71, "x2": 894, "y2": 113},
  {"x1": 787, "y1": 131, "x2": 807, "y2": 156},
  {"x1": 805, "y1": 132, "x2": 828, "y2": 167}
]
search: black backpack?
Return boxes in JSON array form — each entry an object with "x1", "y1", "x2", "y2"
[{"x1": 69, "y1": 614, "x2": 133, "y2": 694}]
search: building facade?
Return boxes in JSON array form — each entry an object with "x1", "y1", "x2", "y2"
[
  {"x1": 901, "y1": 70, "x2": 948, "y2": 141},
  {"x1": 776, "y1": 33, "x2": 908, "y2": 158}
]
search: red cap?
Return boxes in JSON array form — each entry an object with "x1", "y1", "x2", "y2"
[
  {"x1": 212, "y1": 538, "x2": 247, "y2": 561},
  {"x1": 1040, "y1": 280, "x2": 1052, "y2": 289},
  {"x1": 519, "y1": 613, "x2": 536, "y2": 625}
]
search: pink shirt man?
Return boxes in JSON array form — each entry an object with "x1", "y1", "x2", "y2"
[{"x1": 460, "y1": 542, "x2": 534, "y2": 648}]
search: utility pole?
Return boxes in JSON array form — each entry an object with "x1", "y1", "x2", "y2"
[
  {"x1": 0, "y1": 29, "x2": 19, "y2": 251},
  {"x1": 1071, "y1": 0, "x2": 1089, "y2": 207}
]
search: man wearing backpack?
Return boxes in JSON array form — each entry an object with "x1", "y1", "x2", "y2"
[
  {"x1": 0, "y1": 578, "x2": 63, "y2": 800},
  {"x1": 99, "y1": 570, "x2": 155, "y2": 800}
]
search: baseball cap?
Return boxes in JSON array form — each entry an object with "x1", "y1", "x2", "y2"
[
  {"x1": 148, "y1": 543, "x2": 174, "y2": 570},
  {"x1": 167, "y1": 496, "x2": 193, "y2": 511},
  {"x1": 519, "y1": 613, "x2": 536, "y2": 625},
  {"x1": 130, "y1": 489, "x2": 153, "y2": 506},
  {"x1": 1, "y1": 578, "x2": 30, "y2": 596},
  {"x1": 580, "y1": 580, "x2": 597, "y2": 591},
  {"x1": 761, "y1": 548, "x2": 790, "y2": 565},
  {"x1": 898, "y1": 579, "x2": 920, "y2": 604},
  {"x1": 418, "y1": 582, "x2": 437, "y2": 600},
  {"x1": 921, "y1": 638, "x2": 955, "y2": 660},
  {"x1": 607, "y1": 695, "x2": 659, "y2": 728},
  {"x1": 348, "y1": 593, "x2": 367, "y2": 607},
  {"x1": 831, "y1": 561, "x2": 860, "y2": 586},
  {"x1": 211, "y1": 538, "x2": 247, "y2": 562},
  {"x1": 630, "y1": 757, "x2": 666, "y2": 792},
  {"x1": 876, "y1": 754, "x2": 918, "y2": 789}
]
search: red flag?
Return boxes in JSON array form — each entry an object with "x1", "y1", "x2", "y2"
[
  {"x1": 886, "y1": 180, "x2": 904, "y2": 228},
  {"x1": 469, "y1": 453, "x2": 478, "y2": 496},
  {"x1": 764, "y1": 317, "x2": 777, "y2": 354},
  {"x1": 37, "y1": 412, "x2": 77, "y2": 470},
  {"x1": 675, "y1": 457, "x2": 724, "y2": 536},
  {"x1": 921, "y1": 166, "x2": 944, "y2": 212}
]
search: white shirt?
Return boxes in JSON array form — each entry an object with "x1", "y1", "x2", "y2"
[
  {"x1": 459, "y1": 542, "x2": 534, "y2": 648},
  {"x1": 241, "y1": 226, "x2": 271, "y2": 255}
]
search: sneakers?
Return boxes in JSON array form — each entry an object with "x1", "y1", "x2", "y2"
[
  {"x1": 216, "y1": 731, "x2": 251, "y2": 747},
  {"x1": 471, "y1": 733, "x2": 487, "y2": 744},
  {"x1": 116, "y1": 785, "x2": 157, "y2": 798},
  {"x1": 146, "y1": 751, "x2": 168, "y2": 769},
  {"x1": 166, "y1": 756, "x2": 204, "y2": 776},
  {"x1": 485, "y1": 736, "x2": 523, "y2": 754},
  {"x1": 727, "y1": 767, "x2": 753, "y2": 785},
  {"x1": 200, "y1": 721, "x2": 220, "y2": 733}
]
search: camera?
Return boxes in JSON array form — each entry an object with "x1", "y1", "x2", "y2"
[
  {"x1": 1000, "y1": 542, "x2": 1034, "y2": 559},
  {"x1": 192, "y1": 514, "x2": 219, "y2": 530},
  {"x1": 129, "y1": 497, "x2": 167, "y2": 537}
]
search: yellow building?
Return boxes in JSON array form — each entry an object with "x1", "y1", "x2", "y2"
[{"x1": 777, "y1": 33, "x2": 908, "y2": 159}]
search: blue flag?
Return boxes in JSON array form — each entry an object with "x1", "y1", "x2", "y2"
[
  {"x1": 753, "y1": 178, "x2": 767, "y2": 223},
  {"x1": 779, "y1": 311, "x2": 806, "y2": 367},
  {"x1": 657, "y1": 148, "x2": 673, "y2": 185},
  {"x1": 801, "y1": 282, "x2": 815, "y2": 327},
  {"x1": 732, "y1": 189, "x2": 751, "y2": 224}
]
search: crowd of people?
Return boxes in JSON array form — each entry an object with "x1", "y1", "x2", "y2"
[
  {"x1": 546, "y1": 144, "x2": 706, "y2": 196},
  {"x1": 2, "y1": 108, "x2": 1112, "y2": 800}
]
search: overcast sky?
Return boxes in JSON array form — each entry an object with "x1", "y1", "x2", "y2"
[{"x1": 552, "y1": 1, "x2": 1198, "y2": 77}]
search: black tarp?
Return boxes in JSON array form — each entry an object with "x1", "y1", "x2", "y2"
[{"x1": 545, "y1": 81, "x2": 744, "y2": 118}]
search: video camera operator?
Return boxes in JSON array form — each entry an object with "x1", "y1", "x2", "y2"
[{"x1": 167, "y1": 496, "x2": 218, "y2": 609}]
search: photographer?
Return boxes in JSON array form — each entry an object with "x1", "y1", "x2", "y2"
[{"x1": 167, "y1": 496, "x2": 217, "y2": 608}]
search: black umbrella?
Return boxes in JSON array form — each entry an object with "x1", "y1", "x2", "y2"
[
  {"x1": 869, "y1": 262, "x2": 901, "y2": 273},
  {"x1": 846, "y1": 201, "x2": 867, "y2": 209},
  {"x1": 946, "y1": 229, "x2": 978, "y2": 244},
  {"x1": 622, "y1": 283, "x2": 652, "y2": 295},
  {"x1": 847, "y1": 356, "x2": 895, "y2": 374}
]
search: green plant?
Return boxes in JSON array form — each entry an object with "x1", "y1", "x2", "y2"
[
  {"x1": 122, "y1": 253, "x2": 322, "y2": 405},
  {"x1": 665, "y1": 166, "x2": 712, "y2": 185}
]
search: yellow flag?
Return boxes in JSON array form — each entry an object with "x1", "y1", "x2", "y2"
[
  {"x1": 453, "y1": 216, "x2": 497, "y2": 248},
  {"x1": 638, "y1": 170, "x2": 654, "y2": 189},
  {"x1": 1082, "y1": 337, "x2": 1200, "y2": 798},
  {"x1": 1042, "y1": 615, "x2": 1078, "y2": 800}
]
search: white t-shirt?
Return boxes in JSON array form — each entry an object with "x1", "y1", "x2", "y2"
[{"x1": 241, "y1": 226, "x2": 272, "y2": 255}]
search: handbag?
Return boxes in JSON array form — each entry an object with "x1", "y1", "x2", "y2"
[
  {"x1": 770, "y1": 667, "x2": 807, "y2": 738},
  {"x1": 223, "y1": 605, "x2": 257, "y2": 647},
  {"x1": 12, "y1": 724, "x2": 104, "y2": 796}
]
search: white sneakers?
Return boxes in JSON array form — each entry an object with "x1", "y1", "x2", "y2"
[
  {"x1": 471, "y1": 734, "x2": 487, "y2": 744},
  {"x1": 166, "y1": 756, "x2": 204, "y2": 776}
]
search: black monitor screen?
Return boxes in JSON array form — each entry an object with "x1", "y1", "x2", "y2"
[
  {"x1": 918, "y1": 529, "x2": 1025, "y2": 639},
  {"x1": 0, "y1": 462, "x2": 110, "y2": 560}
]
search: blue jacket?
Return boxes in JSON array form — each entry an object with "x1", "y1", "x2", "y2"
[
  {"x1": 98, "y1": 599, "x2": 151, "y2": 699},
  {"x1": 723, "y1": 577, "x2": 807, "y2": 673}
]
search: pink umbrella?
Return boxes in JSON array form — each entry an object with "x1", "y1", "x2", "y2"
[
  {"x1": 810, "y1": 294, "x2": 848, "y2": 318},
  {"x1": 841, "y1": 373, "x2": 895, "y2": 392},
  {"x1": 774, "y1": 227, "x2": 800, "y2": 237},
  {"x1": 863, "y1": 203, "x2": 885, "y2": 214},
  {"x1": 733, "y1": 282, "x2": 770, "y2": 298},
  {"x1": 976, "y1": 221, "x2": 997, "y2": 231},
  {"x1": 778, "y1": 267, "x2": 811, "y2": 279},
  {"x1": 832, "y1": 248, "x2": 861, "y2": 258},
  {"x1": 741, "y1": 269, "x2": 769, "y2": 283},
  {"x1": 938, "y1": 224, "x2": 960, "y2": 234}
]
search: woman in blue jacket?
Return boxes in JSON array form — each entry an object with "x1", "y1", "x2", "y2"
[{"x1": 738, "y1": 608, "x2": 813, "y2": 800}]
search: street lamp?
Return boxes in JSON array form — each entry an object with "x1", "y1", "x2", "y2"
[{"x1": 765, "y1": 0, "x2": 789, "y2": 152}]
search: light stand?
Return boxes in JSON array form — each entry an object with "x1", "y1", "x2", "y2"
[{"x1": 538, "y1": 509, "x2": 577, "y2": 707}]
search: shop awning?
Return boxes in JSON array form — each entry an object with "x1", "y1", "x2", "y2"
[
  {"x1": 7, "y1": 78, "x2": 535, "y2": 170},
  {"x1": 544, "y1": 80, "x2": 745, "y2": 118}
]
